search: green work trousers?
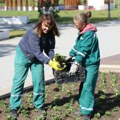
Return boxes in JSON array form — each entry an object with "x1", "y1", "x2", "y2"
[
  {"x1": 10, "y1": 46, "x2": 45, "y2": 110},
  {"x1": 78, "y1": 64, "x2": 99, "y2": 115}
]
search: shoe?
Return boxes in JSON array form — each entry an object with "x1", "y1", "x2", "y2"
[
  {"x1": 38, "y1": 107, "x2": 45, "y2": 113},
  {"x1": 10, "y1": 109, "x2": 17, "y2": 119},
  {"x1": 82, "y1": 114, "x2": 91, "y2": 120}
]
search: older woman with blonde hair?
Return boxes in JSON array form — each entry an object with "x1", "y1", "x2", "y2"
[{"x1": 69, "y1": 11, "x2": 100, "y2": 120}]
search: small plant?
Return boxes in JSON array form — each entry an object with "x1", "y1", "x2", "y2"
[
  {"x1": 53, "y1": 105, "x2": 62, "y2": 111},
  {"x1": 54, "y1": 53, "x2": 67, "y2": 68},
  {"x1": 99, "y1": 72, "x2": 107, "y2": 92},
  {"x1": 34, "y1": 111, "x2": 47, "y2": 120},
  {"x1": 27, "y1": 93, "x2": 33, "y2": 107},
  {"x1": 19, "y1": 105, "x2": 29, "y2": 117},
  {"x1": 94, "y1": 112, "x2": 101, "y2": 119},
  {"x1": 110, "y1": 72, "x2": 120, "y2": 96},
  {"x1": 105, "y1": 111, "x2": 112, "y2": 116},
  {"x1": 53, "y1": 53, "x2": 85, "y2": 83},
  {"x1": 54, "y1": 93, "x2": 61, "y2": 100}
]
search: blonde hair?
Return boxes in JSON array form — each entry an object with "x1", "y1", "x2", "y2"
[
  {"x1": 73, "y1": 11, "x2": 91, "y2": 24},
  {"x1": 35, "y1": 14, "x2": 60, "y2": 37}
]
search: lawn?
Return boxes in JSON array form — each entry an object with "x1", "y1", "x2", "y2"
[
  {"x1": 0, "y1": 8, "x2": 120, "y2": 23},
  {"x1": 0, "y1": 72, "x2": 120, "y2": 120},
  {"x1": 0, "y1": 8, "x2": 120, "y2": 39}
]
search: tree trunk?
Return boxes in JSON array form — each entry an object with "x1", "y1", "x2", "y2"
[
  {"x1": 25, "y1": 0, "x2": 28, "y2": 10},
  {"x1": 14, "y1": 0, "x2": 17, "y2": 10},
  {"x1": 30, "y1": 0, "x2": 35, "y2": 10},
  {"x1": 6, "y1": 0, "x2": 9, "y2": 10},
  {"x1": 64, "y1": 0, "x2": 79, "y2": 7},
  {"x1": 19, "y1": 0, "x2": 22, "y2": 10}
]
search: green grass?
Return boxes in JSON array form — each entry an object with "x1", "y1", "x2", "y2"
[
  {"x1": 59, "y1": 0, "x2": 64, "y2": 4},
  {"x1": 9, "y1": 30, "x2": 26, "y2": 38},
  {"x1": 0, "y1": 11, "x2": 39, "y2": 23},
  {"x1": 0, "y1": 8, "x2": 120, "y2": 24},
  {"x1": 56, "y1": 9, "x2": 120, "y2": 24},
  {"x1": 0, "y1": 8, "x2": 120, "y2": 38}
]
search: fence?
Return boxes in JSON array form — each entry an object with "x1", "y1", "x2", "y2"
[
  {"x1": 64, "y1": 0, "x2": 80, "y2": 9},
  {"x1": 5, "y1": 0, "x2": 35, "y2": 10},
  {"x1": 5, "y1": 0, "x2": 59, "y2": 11},
  {"x1": 3, "y1": 0, "x2": 82, "y2": 11}
]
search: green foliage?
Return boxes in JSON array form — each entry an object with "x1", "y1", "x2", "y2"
[
  {"x1": 54, "y1": 53, "x2": 67, "y2": 62},
  {"x1": 94, "y1": 112, "x2": 101, "y2": 119},
  {"x1": 105, "y1": 111, "x2": 112, "y2": 116},
  {"x1": 54, "y1": 53, "x2": 67, "y2": 67},
  {"x1": 19, "y1": 105, "x2": 29, "y2": 117},
  {"x1": 59, "y1": 0, "x2": 64, "y2": 4},
  {"x1": 34, "y1": 111, "x2": 47, "y2": 120},
  {"x1": 99, "y1": 72, "x2": 107, "y2": 92},
  {"x1": 110, "y1": 72, "x2": 120, "y2": 96}
]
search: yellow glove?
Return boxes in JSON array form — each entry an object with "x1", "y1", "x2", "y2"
[
  {"x1": 53, "y1": 58, "x2": 66, "y2": 70},
  {"x1": 48, "y1": 59, "x2": 65, "y2": 71}
]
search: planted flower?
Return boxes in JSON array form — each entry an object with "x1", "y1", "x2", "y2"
[{"x1": 53, "y1": 53, "x2": 85, "y2": 84}]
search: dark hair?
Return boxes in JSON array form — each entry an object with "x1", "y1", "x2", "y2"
[
  {"x1": 73, "y1": 11, "x2": 92, "y2": 24},
  {"x1": 35, "y1": 14, "x2": 60, "y2": 37}
]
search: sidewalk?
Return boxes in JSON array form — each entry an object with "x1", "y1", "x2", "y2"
[
  {"x1": 0, "y1": 20, "x2": 120, "y2": 98},
  {"x1": 100, "y1": 54, "x2": 120, "y2": 72}
]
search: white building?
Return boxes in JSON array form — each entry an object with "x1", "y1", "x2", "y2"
[{"x1": 87, "y1": 0, "x2": 115, "y2": 10}]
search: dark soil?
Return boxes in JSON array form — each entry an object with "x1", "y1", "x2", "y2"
[{"x1": 0, "y1": 72, "x2": 120, "y2": 120}]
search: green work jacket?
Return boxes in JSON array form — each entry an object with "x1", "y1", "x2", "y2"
[{"x1": 69, "y1": 30, "x2": 100, "y2": 66}]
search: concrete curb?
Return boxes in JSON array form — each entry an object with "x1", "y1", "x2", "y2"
[
  {"x1": 100, "y1": 65, "x2": 120, "y2": 72},
  {"x1": 0, "y1": 78, "x2": 55, "y2": 99}
]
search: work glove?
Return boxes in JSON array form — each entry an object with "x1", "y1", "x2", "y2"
[
  {"x1": 49, "y1": 58, "x2": 65, "y2": 71},
  {"x1": 69, "y1": 62, "x2": 86, "y2": 82},
  {"x1": 69, "y1": 62, "x2": 79, "y2": 75}
]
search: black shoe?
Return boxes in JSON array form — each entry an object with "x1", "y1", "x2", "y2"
[
  {"x1": 38, "y1": 107, "x2": 45, "y2": 113},
  {"x1": 82, "y1": 114, "x2": 91, "y2": 120},
  {"x1": 10, "y1": 109, "x2": 17, "y2": 119}
]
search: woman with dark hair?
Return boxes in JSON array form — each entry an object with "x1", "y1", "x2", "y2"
[
  {"x1": 9, "y1": 14, "x2": 64, "y2": 119},
  {"x1": 68, "y1": 11, "x2": 100, "y2": 120}
]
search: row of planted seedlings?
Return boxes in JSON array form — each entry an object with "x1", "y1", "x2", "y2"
[
  {"x1": 0, "y1": 80, "x2": 81, "y2": 120},
  {"x1": 44, "y1": 82, "x2": 81, "y2": 120},
  {"x1": 94, "y1": 72, "x2": 120, "y2": 119},
  {"x1": 0, "y1": 72, "x2": 120, "y2": 120}
]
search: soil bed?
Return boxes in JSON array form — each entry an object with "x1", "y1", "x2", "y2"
[{"x1": 0, "y1": 72, "x2": 120, "y2": 120}]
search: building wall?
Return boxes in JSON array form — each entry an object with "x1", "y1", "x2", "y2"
[{"x1": 87, "y1": 0, "x2": 115, "y2": 10}]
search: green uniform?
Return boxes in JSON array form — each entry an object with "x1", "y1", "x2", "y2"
[
  {"x1": 10, "y1": 46, "x2": 45, "y2": 110},
  {"x1": 10, "y1": 29, "x2": 55, "y2": 110},
  {"x1": 69, "y1": 25, "x2": 100, "y2": 115}
]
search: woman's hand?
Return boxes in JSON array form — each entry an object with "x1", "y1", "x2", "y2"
[
  {"x1": 69, "y1": 62, "x2": 79, "y2": 75},
  {"x1": 48, "y1": 58, "x2": 66, "y2": 71}
]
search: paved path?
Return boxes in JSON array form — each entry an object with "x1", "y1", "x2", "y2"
[{"x1": 0, "y1": 20, "x2": 120, "y2": 98}]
